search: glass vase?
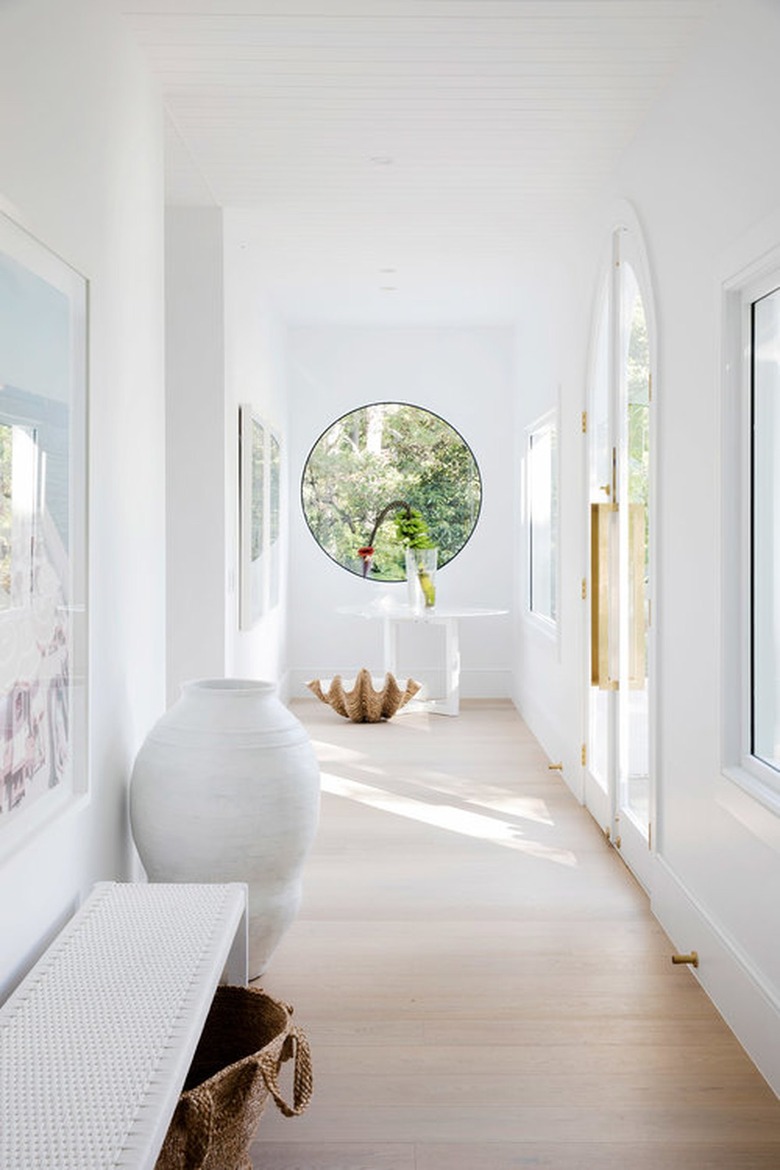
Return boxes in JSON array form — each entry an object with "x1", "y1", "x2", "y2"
[{"x1": 406, "y1": 547, "x2": 437, "y2": 611}]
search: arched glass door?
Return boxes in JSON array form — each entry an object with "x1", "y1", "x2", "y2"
[{"x1": 585, "y1": 227, "x2": 653, "y2": 890}]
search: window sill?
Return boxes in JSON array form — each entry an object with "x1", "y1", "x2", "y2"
[
  {"x1": 717, "y1": 765, "x2": 780, "y2": 851},
  {"x1": 523, "y1": 608, "x2": 560, "y2": 653}
]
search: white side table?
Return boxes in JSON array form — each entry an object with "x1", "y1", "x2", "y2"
[{"x1": 337, "y1": 603, "x2": 508, "y2": 716}]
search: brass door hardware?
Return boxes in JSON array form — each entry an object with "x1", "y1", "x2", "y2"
[
  {"x1": 671, "y1": 951, "x2": 699, "y2": 968},
  {"x1": 590, "y1": 502, "x2": 615, "y2": 689},
  {"x1": 547, "y1": 762, "x2": 563, "y2": 771},
  {"x1": 591, "y1": 500, "x2": 646, "y2": 691}
]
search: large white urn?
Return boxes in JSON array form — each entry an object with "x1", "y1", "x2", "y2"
[{"x1": 129, "y1": 679, "x2": 320, "y2": 978}]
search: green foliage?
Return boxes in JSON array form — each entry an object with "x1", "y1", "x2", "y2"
[
  {"x1": 394, "y1": 507, "x2": 433, "y2": 550},
  {"x1": 627, "y1": 294, "x2": 650, "y2": 510}
]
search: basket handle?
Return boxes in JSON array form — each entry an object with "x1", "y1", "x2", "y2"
[{"x1": 259, "y1": 1025, "x2": 313, "y2": 1117}]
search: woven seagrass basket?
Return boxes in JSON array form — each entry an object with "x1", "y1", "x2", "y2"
[{"x1": 155, "y1": 984, "x2": 312, "y2": 1170}]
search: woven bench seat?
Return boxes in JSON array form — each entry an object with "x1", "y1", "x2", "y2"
[{"x1": 0, "y1": 881, "x2": 247, "y2": 1169}]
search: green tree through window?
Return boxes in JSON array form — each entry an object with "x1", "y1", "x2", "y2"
[{"x1": 301, "y1": 403, "x2": 482, "y2": 580}]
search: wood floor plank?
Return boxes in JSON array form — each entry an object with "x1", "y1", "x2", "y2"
[
  {"x1": 252, "y1": 700, "x2": 780, "y2": 1167},
  {"x1": 257, "y1": 1101, "x2": 780, "y2": 1144},
  {"x1": 415, "y1": 1143, "x2": 780, "y2": 1170}
]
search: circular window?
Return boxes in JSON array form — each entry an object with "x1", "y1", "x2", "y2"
[{"x1": 301, "y1": 402, "x2": 482, "y2": 581}]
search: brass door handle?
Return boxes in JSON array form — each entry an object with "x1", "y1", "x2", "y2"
[{"x1": 591, "y1": 502, "x2": 616, "y2": 689}]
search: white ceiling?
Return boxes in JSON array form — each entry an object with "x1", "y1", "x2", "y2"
[{"x1": 120, "y1": 0, "x2": 717, "y2": 323}]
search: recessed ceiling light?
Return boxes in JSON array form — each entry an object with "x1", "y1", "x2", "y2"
[
  {"x1": 370, "y1": 155, "x2": 394, "y2": 167},
  {"x1": 380, "y1": 267, "x2": 397, "y2": 274},
  {"x1": 380, "y1": 286, "x2": 397, "y2": 292}
]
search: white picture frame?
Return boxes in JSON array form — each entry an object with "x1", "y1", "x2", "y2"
[
  {"x1": 239, "y1": 404, "x2": 265, "y2": 629},
  {"x1": 0, "y1": 213, "x2": 88, "y2": 855}
]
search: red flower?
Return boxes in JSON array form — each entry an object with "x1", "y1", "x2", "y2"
[{"x1": 357, "y1": 545, "x2": 374, "y2": 578}]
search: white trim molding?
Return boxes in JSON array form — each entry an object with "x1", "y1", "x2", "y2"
[
  {"x1": 720, "y1": 239, "x2": 780, "y2": 814},
  {"x1": 653, "y1": 857, "x2": 780, "y2": 1095}
]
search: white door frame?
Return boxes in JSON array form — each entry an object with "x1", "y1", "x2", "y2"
[{"x1": 581, "y1": 201, "x2": 659, "y2": 893}]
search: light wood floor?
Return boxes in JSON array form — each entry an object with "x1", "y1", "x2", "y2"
[{"x1": 252, "y1": 699, "x2": 780, "y2": 1169}]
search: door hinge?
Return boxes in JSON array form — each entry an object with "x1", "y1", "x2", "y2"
[
  {"x1": 581, "y1": 577, "x2": 587, "y2": 600},
  {"x1": 581, "y1": 410, "x2": 588, "y2": 434},
  {"x1": 581, "y1": 743, "x2": 587, "y2": 767}
]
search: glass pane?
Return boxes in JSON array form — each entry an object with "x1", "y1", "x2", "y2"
[
  {"x1": 0, "y1": 422, "x2": 38, "y2": 611},
  {"x1": 752, "y1": 286, "x2": 780, "y2": 771},
  {"x1": 251, "y1": 419, "x2": 265, "y2": 561},
  {"x1": 590, "y1": 282, "x2": 611, "y2": 501},
  {"x1": 588, "y1": 281, "x2": 611, "y2": 791},
  {"x1": 301, "y1": 402, "x2": 482, "y2": 580},
  {"x1": 620, "y1": 264, "x2": 650, "y2": 828},
  {"x1": 528, "y1": 419, "x2": 557, "y2": 622}
]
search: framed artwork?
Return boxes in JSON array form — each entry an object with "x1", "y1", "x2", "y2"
[
  {"x1": 238, "y1": 408, "x2": 283, "y2": 629},
  {"x1": 0, "y1": 213, "x2": 88, "y2": 853},
  {"x1": 269, "y1": 431, "x2": 281, "y2": 609},
  {"x1": 239, "y1": 405, "x2": 265, "y2": 629}
]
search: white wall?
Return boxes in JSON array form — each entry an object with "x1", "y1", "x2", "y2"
[
  {"x1": 512, "y1": 259, "x2": 593, "y2": 781},
  {"x1": 223, "y1": 212, "x2": 290, "y2": 691},
  {"x1": 286, "y1": 325, "x2": 515, "y2": 697},
  {"x1": 165, "y1": 209, "x2": 290, "y2": 702},
  {"x1": 166, "y1": 208, "x2": 226, "y2": 704},
  {"x1": 623, "y1": 0, "x2": 780, "y2": 1092},
  {"x1": 0, "y1": 0, "x2": 165, "y2": 997},
  {"x1": 514, "y1": 0, "x2": 780, "y2": 1090}
]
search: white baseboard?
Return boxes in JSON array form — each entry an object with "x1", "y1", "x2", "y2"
[
  {"x1": 653, "y1": 856, "x2": 780, "y2": 1096},
  {"x1": 287, "y1": 667, "x2": 511, "y2": 701},
  {"x1": 458, "y1": 667, "x2": 512, "y2": 699},
  {"x1": 511, "y1": 678, "x2": 583, "y2": 803}
]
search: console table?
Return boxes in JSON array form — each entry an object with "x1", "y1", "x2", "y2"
[
  {"x1": 0, "y1": 881, "x2": 247, "y2": 1169},
  {"x1": 338, "y1": 603, "x2": 508, "y2": 716}
]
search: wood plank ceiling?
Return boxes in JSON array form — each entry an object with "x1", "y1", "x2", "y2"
[{"x1": 120, "y1": 0, "x2": 716, "y2": 321}]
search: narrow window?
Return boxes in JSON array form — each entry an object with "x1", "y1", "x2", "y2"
[
  {"x1": 527, "y1": 411, "x2": 558, "y2": 628},
  {"x1": 751, "y1": 286, "x2": 780, "y2": 773}
]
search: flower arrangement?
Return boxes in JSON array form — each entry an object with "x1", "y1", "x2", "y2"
[
  {"x1": 357, "y1": 501, "x2": 437, "y2": 607},
  {"x1": 393, "y1": 507, "x2": 437, "y2": 609}
]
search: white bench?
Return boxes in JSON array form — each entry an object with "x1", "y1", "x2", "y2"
[{"x1": 0, "y1": 881, "x2": 247, "y2": 1169}]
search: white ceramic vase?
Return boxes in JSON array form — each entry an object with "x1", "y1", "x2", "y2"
[{"x1": 129, "y1": 678, "x2": 320, "y2": 978}]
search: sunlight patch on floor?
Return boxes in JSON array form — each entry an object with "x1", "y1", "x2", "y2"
[
  {"x1": 311, "y1": 739, "x2": 555, "y2": 826},
  {"x1": 311, "y1": 739, "x2": 366, "y2": 764},
  {"x1": 320, "y1": 771, "x2": 578, "y2": 867}
]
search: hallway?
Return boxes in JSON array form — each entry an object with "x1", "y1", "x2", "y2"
[{"x1": 253, "y1": 700, "x2": 780, "y2": 1169}]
